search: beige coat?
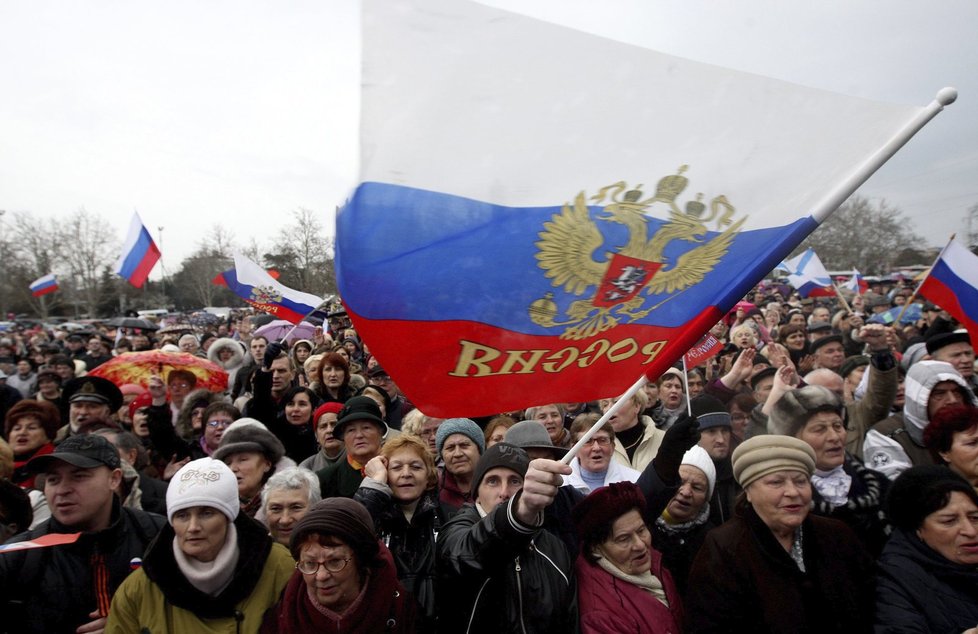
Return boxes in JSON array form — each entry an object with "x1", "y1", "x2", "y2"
[{"x1": 612, "y1": 415, "x2": 665, "y2": 473}]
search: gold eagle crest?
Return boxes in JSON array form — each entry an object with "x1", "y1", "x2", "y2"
[{"x1": 529, "y1": 166, "x2": 746, "y2": 340}]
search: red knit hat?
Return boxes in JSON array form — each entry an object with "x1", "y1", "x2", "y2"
[
  {"x1": 128, "y1": 391, "x2": 153, "y2": 421},
  {"x1": 572, "y1": 481, "x2": 647, "y2": 546},
  {"x1": 313, "y1": 402, "x2": 344, "y2": 426}
]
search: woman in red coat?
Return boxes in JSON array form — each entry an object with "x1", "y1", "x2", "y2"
[{"x1": 572, "y1": 481, "x2": 684, "y2": 634}]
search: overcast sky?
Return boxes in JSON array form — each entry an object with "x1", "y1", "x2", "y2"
[{"x1": 1, "y1": 0, "x2": 975, "y2": 275}]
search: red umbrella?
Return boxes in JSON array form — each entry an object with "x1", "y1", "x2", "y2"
[{"x1": 89, "y1": 351, "x2": 229, "y2": 393}]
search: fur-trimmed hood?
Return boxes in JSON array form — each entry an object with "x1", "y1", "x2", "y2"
[
  {"x1": 207, "y1": 337, "x2": 246, "y2": 371},
  {"x1": 175, "y1": 388, "x2": 228, "y2": 440},
  {"x1": 903, "y1": 360, "x2": 978, "y2": 445}
]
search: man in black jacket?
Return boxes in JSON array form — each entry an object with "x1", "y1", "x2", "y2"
[
  {"x1": 0, "y1": 434, "x2": 165, "y2": 634},
  {"x1": 437, "y1": 443, "x2": 578, "y2": 633}
]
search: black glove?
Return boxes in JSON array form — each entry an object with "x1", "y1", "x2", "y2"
[
  {"x1": 652, "y1": 413, "x2": 701, "y2": 485},
  {"x1": 263, "y1": 342, "x2": 285, "y2": 370}
]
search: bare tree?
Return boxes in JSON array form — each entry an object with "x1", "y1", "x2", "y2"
[
  {"x1": 798, "y1": 196, "x2": 921, "y2": 274},
  {"x1": 271, "y1": 207, "x2": 335, "y2": 295},
  {"x1": 55, "y1": 208, "x2": 118, "y2": 317}
]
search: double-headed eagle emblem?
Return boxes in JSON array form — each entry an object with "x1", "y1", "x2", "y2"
[
  {"x1": 251, "y1": 285, "x2": 283, "y2": 305},
  {"x1": 529, "y1": 166, "x2": 747, "y2": 340}
]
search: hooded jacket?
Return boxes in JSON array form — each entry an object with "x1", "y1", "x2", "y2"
[
  {"x1": 863, "y1": 360, "x2": 977, "y2": 479},
  {"x1": 175, "y1": 388, "x2": 227, "y2": 442},
  {"x1": 208, "y1": 337, "x2": 246, "y2": 392}
]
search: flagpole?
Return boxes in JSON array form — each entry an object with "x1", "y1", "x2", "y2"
[
  {"x1": 681, "y1": 356, "x2": 693, "y2": 416},
  {"x1": 809, "y1": 88, "x2": 956, "y2": 224},
  {"x1": 560, "y1": 374, "x2": 648, "y2": 466},
  {"x1": 832, "y1": 284, "x2": 853, "y2": 314},
  {"x1": 894, "y1": 233, "x2": 956, "y2": 325}
]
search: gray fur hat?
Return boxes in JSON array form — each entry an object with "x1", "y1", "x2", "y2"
[
  {"x1": 767, "y1": 385, "x2": 843, "y2": 437},
  {"x1": 213, "y1": 418, "x2": 286, "y2": 464}
]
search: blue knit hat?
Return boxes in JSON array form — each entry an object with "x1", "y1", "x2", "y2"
[{"x1": 435, "y1": 417, "x2": 486, "y2": 457}]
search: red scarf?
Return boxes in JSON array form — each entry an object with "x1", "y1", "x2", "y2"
[{"x1": 12, "y1": 442, "x2": 55, "y2": 490}]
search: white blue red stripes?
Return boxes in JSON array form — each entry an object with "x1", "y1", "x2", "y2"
[
  {"x1": 919, "y1": 240, "x2": 978, "y2": 345},
  {"x1": 225, "y1": 253, "x2": 323, "y2": 325},
  {"x1": 29, "y1": 273, "x2": 58, "y2": 297},
  {"x1": 114, "y1": 213, "x2": 160, "y2": 288}
]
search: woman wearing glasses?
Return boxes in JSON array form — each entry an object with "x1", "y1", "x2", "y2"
[
  {"x1": 261, "y1": 498, "x2": 415, "y2": 633},
  {"x1": 565, "y1": 415, "x2": 640, "y2": 494},
  {"x1": 106, "y1": 458, "x2": 294, "y2": 633}
]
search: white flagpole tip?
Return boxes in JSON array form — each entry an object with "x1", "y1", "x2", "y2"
[{"x1": 936, "y1": 87, "x2": 957, "y2": 106}]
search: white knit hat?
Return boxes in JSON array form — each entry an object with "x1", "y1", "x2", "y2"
[
  {"x1": 166, "y1": 457, "x2": 240, "y2": 523},
  {"x1": 681, "y1": 445, "x2": 717, "y2": 498}
]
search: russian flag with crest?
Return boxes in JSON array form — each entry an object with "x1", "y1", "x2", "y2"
[{"x1": 336, "y1": 0, "x2": 953, "y2": 417}]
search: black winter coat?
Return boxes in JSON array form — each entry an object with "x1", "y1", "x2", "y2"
[
  {"x1": 354, "y1": 483, "x2": 443, "y2": 631},
  {"x1": 0, "y1": 499, "x2": 165, "y2": 634},
  {"x1": 686, "y1": 504, "x2": 875, "y2": 634},
  {"x1": 437, "y1": 498, "x2": 578, "y2": 634},
  {"x1": 875, "y1": 528, "x2": 978, "y2": 633}
]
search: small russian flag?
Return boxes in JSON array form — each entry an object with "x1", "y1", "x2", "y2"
[
  {"x1": 842, "y1": 269, "x2": 868, "y2": 295},
  {"x1": 29, "y1": 273, "x2": 59, "y2": 297},
  {"x1": 114, "y1": 213, "x2": 161, "y2": 288}
]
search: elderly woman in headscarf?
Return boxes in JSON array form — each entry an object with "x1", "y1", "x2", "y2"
[
  {"x1": 355, "y1": 434, "x2": 443, "y2": 629},
  {"x1": 685, "y1": 435, "x2": 875, "y2": 633},
  {"x1": 768, "y1": 385, "x2": 890, "y2": 556},
  {"x1": 259, "y1": 498, "x2": 415, "y2": 633},
  {"x1": 651, "y1": 445, "x2": 717, "y2": 595},
  {"x1": 106, "y1": 458, "x2": 294, "y2": 633},
  {"x1": 573, "y1": 481, "x2": 684, "y2": 633},
  {"x1": 298, "y1": 402, "x2": 346, "y2": 472},
  {"x1": 875, "y1": 465, "x2": 978, "y2": 633}
]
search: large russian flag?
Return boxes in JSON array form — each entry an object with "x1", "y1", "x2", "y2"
[
  {"x1": 225, "y1": 253, "x2": 323, "y2": 324},
  {"x1": 919, "y1": 240, "x2": 978, "y2": 348},
  {"x1": 337, "y1": 0, "x2": 954, "y2": 417},
  {"x1": 114, "y1": 213, "x2": 161, "y2": 288},
  {"x1": 29, "y1": 273, "x2": 59, "y2": 297}
]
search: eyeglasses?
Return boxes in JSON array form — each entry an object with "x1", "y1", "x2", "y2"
[
  {"x1": 206, "y1": 419, "x2": 232, "y2": 428},
  {"x1": 296, "y1": 557, "x2": 351, "y2": 575},
  {"x1": 582, "y1": 437, "x2": 611, "y2": 447}
]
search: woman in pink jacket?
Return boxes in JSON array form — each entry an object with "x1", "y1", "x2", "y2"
[{"x1": 572, "y1": 481, "x2": 684, "y2": 633}]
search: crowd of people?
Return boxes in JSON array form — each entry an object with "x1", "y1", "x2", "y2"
[{"x1": 0, "y1": 282, "x2": 977, "y2": 633}]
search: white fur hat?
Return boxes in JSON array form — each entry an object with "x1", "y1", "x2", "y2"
[
  {"x1": 681, "y1": 445, "x2": 717, "y2": 498},
  {"x1": 166, "y1": 457, "x2": 240, "y2": 523}
]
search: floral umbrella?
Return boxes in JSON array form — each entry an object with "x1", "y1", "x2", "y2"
[{"x1": 88, "y1": 351, "x2": 229, "y2": 393}]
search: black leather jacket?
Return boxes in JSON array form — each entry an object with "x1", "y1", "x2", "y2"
[
  {"x1": 0, "y1": 498, "x2": 164, "y2": 634},
  {"x1": 436, "y1": 496, "x2": 578, "y2": 634},
  {"x1": 355, "y1": 481, "x2": 443, "y2": 631}
]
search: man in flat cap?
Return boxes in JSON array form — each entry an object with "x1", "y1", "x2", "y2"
[
  {"x1": 54, "y1": 376, "x2": 124, "y2": 444},
  {"x1": 926, "y1": 330, "x2": 977, "y2": 395},
  {"x1": 0, "y1": 434, "x2": 164, "y2": 633}
]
